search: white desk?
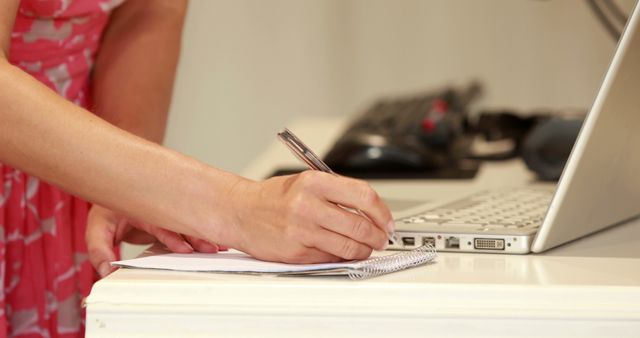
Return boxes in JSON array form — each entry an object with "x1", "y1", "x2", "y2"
[{"x1": 86, "y1": 117, "x2": 640, "y2": 337}]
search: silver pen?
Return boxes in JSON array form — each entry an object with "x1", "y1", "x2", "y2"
[{"x1": 277, "y1": 128, "x2": 397, "y2": 244}]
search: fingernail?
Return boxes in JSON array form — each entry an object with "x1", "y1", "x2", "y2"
[
  {"x1": 98, "y1": 262, "x2": 112, "y2": 278},
  {"x1": 386, "y1": 220, "x2": 395, "y2": 233}
]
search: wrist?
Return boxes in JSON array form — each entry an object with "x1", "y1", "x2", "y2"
[
  {"x1": 215, "y1": 175, "x2": 258, "y2": 251},
  {"x1": 180, "y1": 162, "x2": 256, "y2": 249}
]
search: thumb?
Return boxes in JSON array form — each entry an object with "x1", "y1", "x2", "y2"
[{"x1": 86, "y1": 210, "x2": 119, "y2": 278}]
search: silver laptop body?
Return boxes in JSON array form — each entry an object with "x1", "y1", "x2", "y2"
[{"x1": 390, "y1": 1, "x2": 640, "y2": 254}]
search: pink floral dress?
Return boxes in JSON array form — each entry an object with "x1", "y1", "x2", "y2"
[{"x1": 2, "y1": 0, "x2": 123, "y2": 337}]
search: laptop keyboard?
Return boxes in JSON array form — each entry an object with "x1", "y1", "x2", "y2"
[{"x1": 398, "y1": 188, "x2": 554, "y2": 232}]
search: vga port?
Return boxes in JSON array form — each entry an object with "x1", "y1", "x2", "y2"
[{"x1": 474, "y1": 238, "x2": 505, "y2": 250}]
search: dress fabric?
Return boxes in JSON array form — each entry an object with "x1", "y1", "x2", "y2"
[{"x1": 2, "y1": 1, "x2": 123, "y2": 337}]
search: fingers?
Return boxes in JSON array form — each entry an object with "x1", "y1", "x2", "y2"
[
  {"x1": 86, "y1": 210, "x2": 118, "y2": 278},
  {"x1": 121, "y1": 229, "x2": 156, "y2": 244},
  {"x1": 134, "y1": 222, "x2": 194, "y2": 254},
  {"x1": 317, "y1": 201, "x2": 387, "y2": 250},
  {"x1": 131, "y1": 222, "x2": 223, "y2": 254},
  {"x1": 309, "y1": 227, "x2": 373, "y2": 261},
  {"x1": 184, "y1": 235, "x2": 219, "y2": 253},
  {"x1": 297, "y1": 171, "x2": 395, "y2": 235},
  {"x1": 285, "y1": 247, "x2": 343, "y2": 264}
]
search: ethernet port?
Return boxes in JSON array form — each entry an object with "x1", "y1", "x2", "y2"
[{"x1": 445, "y1": 236, "x2": 460, "y2": 249}]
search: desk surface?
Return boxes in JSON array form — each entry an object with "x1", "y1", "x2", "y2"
[{"x1": 86, "y1": 117, "x2": 640, "y2": 338}]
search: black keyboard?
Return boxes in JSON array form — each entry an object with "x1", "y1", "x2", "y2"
[{"x1": 321, "y1": 83, "x2": 482, "y2": 178}]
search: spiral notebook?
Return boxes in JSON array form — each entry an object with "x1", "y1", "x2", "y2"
[{"x1": 112, "y1": 245, "x2": 436, "y2": 280}]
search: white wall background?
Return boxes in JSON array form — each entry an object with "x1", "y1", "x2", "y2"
[{"x1": 164, "y1": 0, "x2": 635, "y2": 174}]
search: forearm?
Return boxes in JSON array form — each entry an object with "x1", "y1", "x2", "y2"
[
  {"x1": 92, "y1": 0, "x2": 187, "y2": 142},
  {"x1": 0, "y1": 60, "x2": 243, "y2": 241}
]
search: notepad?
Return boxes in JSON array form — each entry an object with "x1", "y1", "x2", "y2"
[{"x1": 112, "y1": 245, "x2": 436, "y2": 280}]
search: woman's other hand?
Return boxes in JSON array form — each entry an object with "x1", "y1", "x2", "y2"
[
  {"x1": 86, "y1": 205, "x2": 225, "y2": 278},
  {"x1": 223, "y1": 171, "x2": 394, "y2": 264}
]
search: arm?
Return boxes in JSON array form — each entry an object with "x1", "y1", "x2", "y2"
[
  {"x1": 0, "y1": 1, "x2": 392, "y2": 264},
  {"x1": 91, "y1": 0, "x2": 187, "y2": 142},
  {"x1": 0, "y1": 1, "x2": 234, "y2": 241},
  {"x1": 0, "y1": 57, "x2": 235, "y2": 239},
  {"x1": 86, "y1": 1, "x2": 218, "y2": 273},
  {"x1": 0, "y1": 1, "x2": 17, "y2": 56}
]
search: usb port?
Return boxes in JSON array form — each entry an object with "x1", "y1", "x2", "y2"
[
  {"x1": 422, "y1": 237, "x2": 436, "y2": 247},
  {"x1": 401, "y1": 237, "x2": 416, "y2": 246},
  {"x1": 445, "y1": 236, "x2": 460, "y2": 249}
]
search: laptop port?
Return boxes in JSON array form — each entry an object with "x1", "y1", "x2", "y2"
[
  {"x1": 474, "y1": 238, "x2": 505, "y2": 250},
  {"x1": 422, "y1": 236, "x2": 436, "y2": 247},
  {"x1": 445, "y1": 236, "x2": 460, "y2": 249},
  {"x1": 401, "y1": 237, "x2": 416, "y2": 246}
]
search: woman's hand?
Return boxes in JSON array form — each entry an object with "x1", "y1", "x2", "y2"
[
  {"x1": 86, "y1": 205, "x2": 225, "y2": 278},
  {"x1": 222, "y1": 171, "x2": 394, "y2": 264}
]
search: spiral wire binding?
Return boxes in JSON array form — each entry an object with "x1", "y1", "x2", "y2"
[{"x1": 347, "y1": 244, "x2": 437, "y2": 280}]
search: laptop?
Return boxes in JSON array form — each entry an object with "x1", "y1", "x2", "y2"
[{"x1": 389, "y1": 1, "x2": 640, "y2": 254}]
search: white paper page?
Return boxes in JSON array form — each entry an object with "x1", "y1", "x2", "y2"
[{"x1": 112, "y1": 250, "x2": 358, "y2": 273}]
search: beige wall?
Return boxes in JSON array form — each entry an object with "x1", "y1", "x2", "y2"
[{"x1": 165, "y1": 0, "x2": 635, "y2": 174}]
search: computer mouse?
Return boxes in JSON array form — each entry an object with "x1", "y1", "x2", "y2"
[{"x1": 323, "y1": 131, "x2": 449, "y2": 172}]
